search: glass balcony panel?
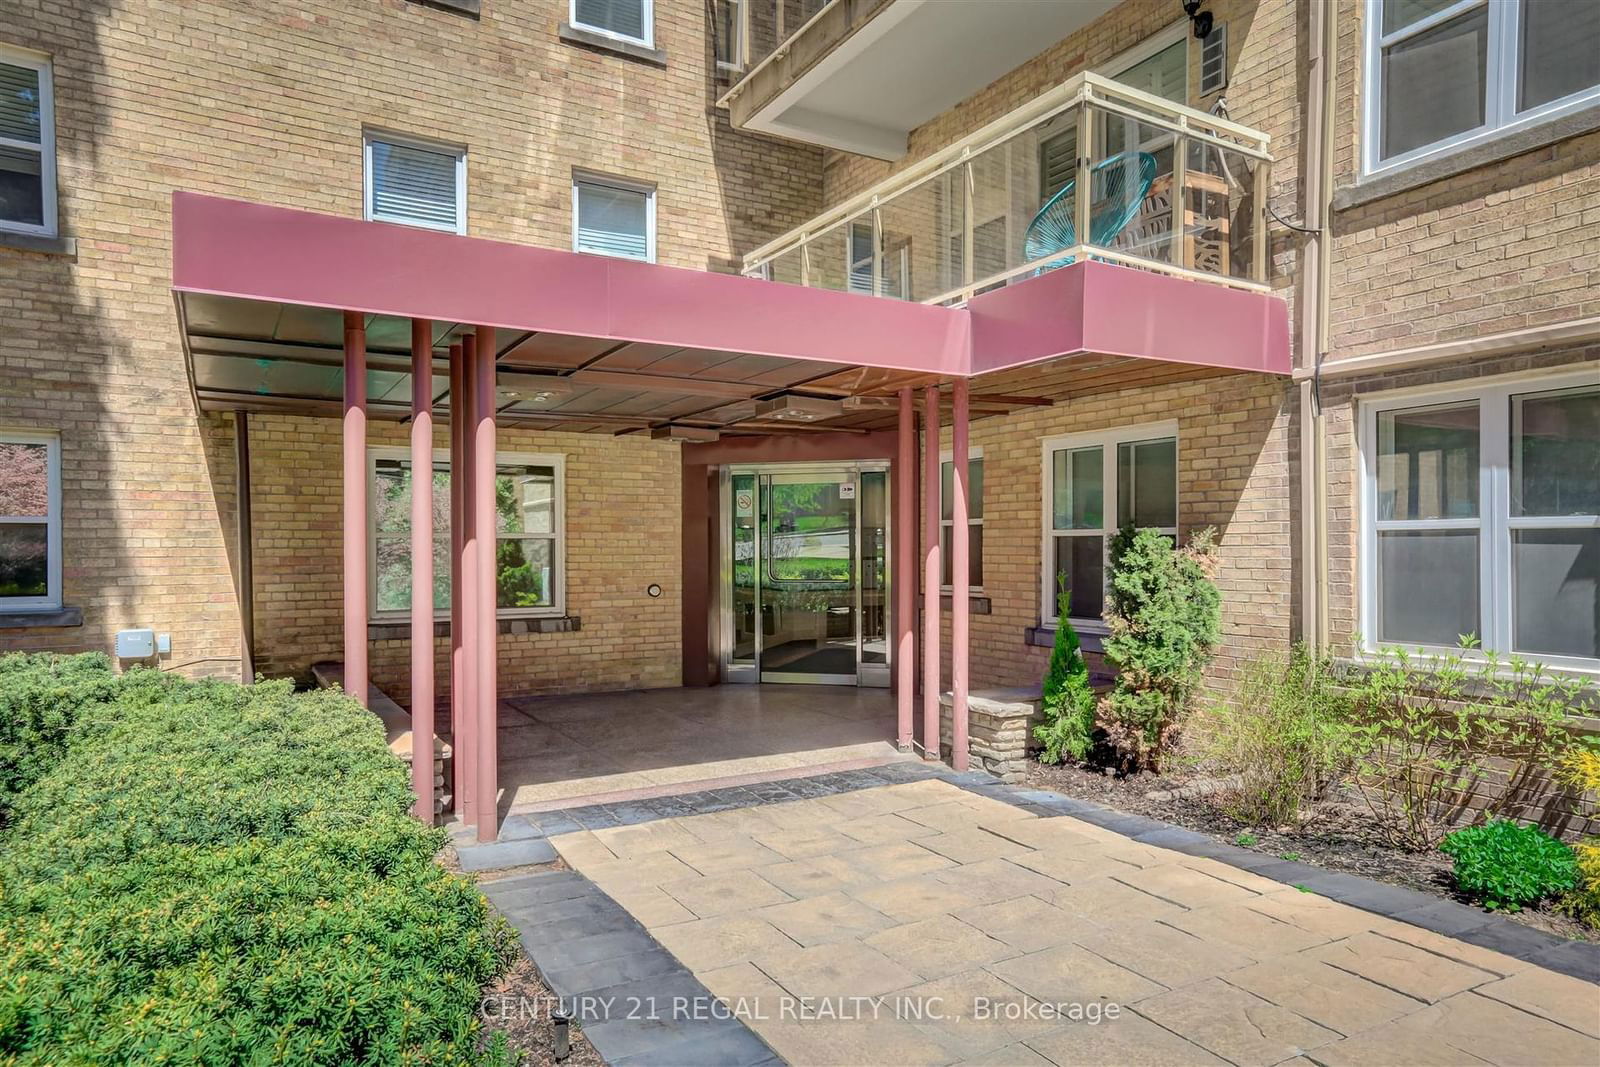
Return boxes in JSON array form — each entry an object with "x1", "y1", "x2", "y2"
[
  {"x1": 966, "y1": 120, "x2": 1054, "y2": 289},
  {"x1": 800, "y1": 216, "x2": 854, "y2": 293},
  {"x1": 1183, "y1": 142, "x2": 1259, "y2": 280},
  {"x1": 876, "y1": 169, "x2": 963, "y2": 301},
  {"x1": 765, "y1": 245, "x2": 804, "y2": 286},
  {"x1": 1087, "y1": 105, "x2": 1176, "y2": 267}
]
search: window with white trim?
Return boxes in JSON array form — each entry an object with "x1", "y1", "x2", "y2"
[
  {"x1": 1043, "y1": 424, "x2": 1178, "y2": 627},
  {"x1": 0, "y1": 47, "x2": 56, "y2": 237},
  {"x1": 940, "y1": 451, "x2": 984, "y2": 589},
  {"x1": 1362, "y1": 374, "x2": 1598, "y2": 667},
  {"x1": 573, "y1": 174, "x2": 655, "y2": 262},
  {"x1": 369, "y1": 449, "x2": 565, "y2": 619},
  {"x1": 1364, "y1": 0, "x2": 1600, "y2": 175},
  {"x1": 716, "y1": 0, "x2": 745, "y2": 71},
  {"x1": 0, "y1": 431, "x2": 62, "y2": 611},
  {"x1": 363, "y1": 131, "x2": 466, "y2": 234},
  {"x1": 571, "y1": 0, "x2": 653, "y2": 48}
]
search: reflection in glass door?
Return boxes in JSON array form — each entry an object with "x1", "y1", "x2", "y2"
[{"x1": 722, "y1": 464, "x2": 890, "y2": 686}]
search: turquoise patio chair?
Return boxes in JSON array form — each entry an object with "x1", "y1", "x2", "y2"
[{"x1": 1022, "y1": 150, "x2": 1157, "y2": 275}]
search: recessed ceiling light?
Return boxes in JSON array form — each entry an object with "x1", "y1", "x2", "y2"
[{"x1": 754, "y1": 394, "x2": 844, "y2": 421}]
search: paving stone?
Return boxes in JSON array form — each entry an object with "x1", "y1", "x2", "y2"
[
  {"x1": 755, "y1": 941, "x2": 922, "y2": 999},
  {"x1": 607, "y1": 1020, "x2": 779, "y2": 1067},
  {"x1": 955, "y1": 894, "x2": 1094, "y2": 950},
  {"x1": 934, "y1": 857, "x2": 1063, "y2": 902},
  {"x1": 832, "y1": 840, "x2": 955, "y2": 881},
  {"x1": 528, "y1": 926, "x2": 662, "y2": 974},
  {"x1": 1011, "y1": 846, "x2": 1138, "y2": 885},
  {"x1": 1135, "y1": 977, "x2": 1339, "y2": 1066},
  {"x1": 863, "y1": 916, "x2": 1020, "y2": 978},
  {"x1": 1043, "y1": 875, "x2": 1189, "y2": 922},
  {"x1": 745, "y1": 780, "x2": 806, "y2": 803},
  {"x1": 528, "y1": 810, "x2": 585, "y2": 836},
  {"x1": 577, "y1": 975, "x2": 723, "y2": 1060},
  {"x1": 568, "y1": 804, "x2": 622, "y2": 830},
  {"x1": 498, "y1": 890, "x2": 628, "y2": 928},
  {"x1": 697, "y1": 959, "x2": 792, "y2": 1008},
  {"x1": 606, "y1": 802, "x2": 664, "y2": 826},
  {"x1": 1222, "y1": 955, "x2": 1424, "y2": 1036},
  {"x1": 580, "y1": 850, "x2": 700, "y2": 890},
  {"x1": 542, "y1": 946, "x2": 689, "y2": 999},
  {"x1": 981, "y1": 817, "x2": 1104, "y2": 851},
  {"x1": 1076, "y1": 919, "x2": 1256, "y2": 988},
  {"x1": 1309, "y1": 931, "x2": 1500, "y2": 1003},
  {"x1": 1244, "y1": 888, "x2": 1385, "y2": 939},
  {"x1": 592, "y1": 820, "x2": 702, "y2": 858},
  {"x1": 599, "y1": 883, "x2": 699, "y2": 928},
  {"x1": 1473, "y1": 968, "x2": 1600, "y2": 1036},
  {"x1": 1454, "y1": 916, "x2": 1572, "y2": 965},
  {"x1": 916, "y1": 827, "x2": 1036, "y2": 864},
  {"x1": 748, "y1": 826, "x2": 858, "y2": 861},
  {"x1": 643, "y1": 794, "x2": 697, "y2": 817},
  {"x1": 1313, "y1": 991, "x2": 1600, "y2": 1067},
  {"x1": 956, "y1": 794, "x2": 1038, "y2": 824},
  {"x1": 849, "y1": 872, "x2": 991, "y2": 923},
  {"x1": 549, "y1": 830, "x2": 620, "y2": 866},
  {"x1": 758, "y1": 890, "x2": 897, "y2": 946},
  {"x1": 899, "y1": 800, "x2": 994, "y2": 833},
  {"x1": 756, "y1": 1017, "x2": 953, "y2": 1067},
  {"x1": 456, "y1": 835, "x2": 558, "y2": 871},
  {"x1": 1388, "y1": 898, "x2": 1501, "y2": 937},
  {"x1": 988, "y1": 943, "x2": 1166, "y2": 1005},
  {"x1": 957, "y1": 1043, "x2": 1055, "y2": 1066},
  {"x1": 495, "y1": 813, "x2": 544, "y2": 840},
  {"x1": 1162, "y1": 902, "x2": 1332, "y2": 958},
  {"x1": 660, "y1": 869, "x2": 793, "y2": 918},
  {"x1": 753, "y1": 854, "x2": 870, "y2": 898},
  {"x1": 652, "y1": 914, "x2": 800, "y2": 972},
  {"x1": 482, "y1": 870, "x2": 594, "y2": 910},
  {"x1": 672, "y1": 836, "x2": 786, "y2": 875},
  {"x1": 817, "y1": 785, "x2": 928, "y2": 817},
  {"x1": 1026, "y1": 1003, "x2": 1228, "y2": 1065},
  {"x1": 774, "y1": 775, "x2": 837, "y2": 799},
  {"x1": 1372, "y1": 922, "x2": 1532, "y2": 978},
  {"x1": 834, "y1": 811, "x2": 940, "y2": 844},
  {"x1": 1179, "y1": 858, "x2": 1296, "y2": 894},
  {"x1": 892, "y1": 968, "x2": 1063, "y2": 1061},
  {"x1": 1131, "y1": 826, "x2": 1213, "y2": 849},
  {"x1": 1524, "y1": 938, "x2": 1600, "y2": 984},
  {"x1": 1111, "y1": 864, "x2": 1263, "y2": 909}
]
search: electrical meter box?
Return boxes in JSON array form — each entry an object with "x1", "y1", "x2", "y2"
[{"x1": 115, "y1": 628, "x2": 156, "y2": 659}]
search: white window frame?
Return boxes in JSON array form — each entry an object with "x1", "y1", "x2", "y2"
[
  {"x1": 1362, "y1": 0, "x2": 1600, "y2": 177},
  {"x1": 0, "y1": 430, "x2": 62, "y2": 611},
  {"x1": 0, "y1": 45, "x2": 58, "y2": 238},
  {"x1": 362, "y1": 129, "x2": 467, "y2": 235},
  {"x1": 1358, "y1": 367, "x2": 1600, "y2": 673},
  {"x1": 570, "y1": 0, "x2": 654, "y2": 49},
  {"x1": 717, "y1": 0, "x2": 746, "y2": 73},
  {"x1": 1040, "y1": 420, "x2": 1180, "y2": 631},
  {"x1": 367, "y1": 447, "x2": 566, "y2": 622},
  {"x1": 939, "y1": 447, "x2": 984, "y2": 592},
  {"x1": 571, "y1": 172, "x2": 657, "y2": 263}
]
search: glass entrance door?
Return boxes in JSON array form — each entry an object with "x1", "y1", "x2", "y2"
[{"x1": 724, "y1": 464, "x2": 890, "y2": 686}]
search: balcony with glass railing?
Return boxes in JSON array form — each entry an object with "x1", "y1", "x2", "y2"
[{"x1": 740, "y1": 72, "x2": 1273, "y2": 305}]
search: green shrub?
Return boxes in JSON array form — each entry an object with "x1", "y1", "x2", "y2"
[
  {"x1": 1439, "y1": 820, "x2": 1578, "y2": 912},
  {"x1": 1346, "y1": 642, "x2": 1599, "y2": 850},
  {"x1": 0, "y1": 651, "x2": 123, "y2": 828},
  {"x1": 1556, "y1": 753, "x2": 1600, "y2": 928},
  {"x1": 1190, "y1": 644, "x2": 1357, "y2": 825},
  {"x1": 0, "y1": 663, "x2": 514, "y2": 1065},
  {"x1": 1034, "y1": 582, "x2": 1097, "y2": 765},
  {"x1": 1098, "y1": 525, "x2": 1221, "y2": 773}
]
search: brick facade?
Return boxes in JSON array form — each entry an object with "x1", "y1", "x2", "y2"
[{"x1": 0, "y1": 0, "x2": 821, "y2": 687}]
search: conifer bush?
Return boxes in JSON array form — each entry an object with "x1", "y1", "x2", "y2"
[
  {"x1": 0, "y1": 653, "x2": 515, "y2": 1066},
  {"x1": 1034, "y1": 581, "x2": 1098, "y2": 764}
]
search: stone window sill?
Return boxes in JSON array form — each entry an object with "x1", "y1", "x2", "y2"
[
  {"x1": 1334, "y1": 105, "x2": 1600, "y2": 211},
  {"x1": 369, "y1": 615, "x2": 582, "y2": 641},
  {"x1": 0, "y1": 606, "x2": 83, "y2": 629},
  {"x1": 0, "y1": 231, "x2": 77, "y2": 259},
  {"x1": 1025, "y1": 625, "x2": 1104, "y2": 654},
  {"x1": 408, "y1": 0, "x2": 480, "y2": 14},
  {"x1": 558, "y1": 22, "x2": 667, "y2": 66}
]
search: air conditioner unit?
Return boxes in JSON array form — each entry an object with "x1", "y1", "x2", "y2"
[{"x1": 754, "y1": 394, "x2": 844, "y2": 422}]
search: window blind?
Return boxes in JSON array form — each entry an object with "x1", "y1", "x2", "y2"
[
  {"x1": 369, "y1": 139, "x2": 460, "y2": 231},
  {"x1": 574, "y1": 0, "x2": 647, "y2": 42},
  {"x1": 0, "y1": 61, "x2": 42, "y2": 145},
  {"x1": 575, "y1": 181, "x2": 650, "y2": 260}
]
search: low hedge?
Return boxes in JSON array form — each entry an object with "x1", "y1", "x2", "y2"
[
  {"x1": 0, "y1": 654, "x2": 514, "y2": 1065},
  {"x1": 0, "y1": 651, "x2": 122, "y2": 828}
]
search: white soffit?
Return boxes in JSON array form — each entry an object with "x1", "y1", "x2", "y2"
[{"x1": 747, "y1": 0, "x2": 1122, "y2": 159}]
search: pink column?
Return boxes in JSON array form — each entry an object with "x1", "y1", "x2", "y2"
[
  {"x1": 453, "y1": 340, "x2": 477, "y2": 824},
  {"x1": 894, "y1": 387, "x2": 916, "y2": 750},
  {"x1": 342, "y1": 311, "x2": 368, "y2": 708},
  {"x1": 949, "y1": 379, "x2": 971, "y2": 772},
  {"x1": 410, "y1": 319, "x2": 435, "y2": 822},
  {"x1": 921, "y1": 385, "x2": 941, "y2": 761},
  {"x1": 473, "y1": 325, "x2": 499, "y2": 842}
]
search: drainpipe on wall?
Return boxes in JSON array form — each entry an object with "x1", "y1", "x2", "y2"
[
  {"x1": 234, "y1": 410, "x2": 254, "y2": 683},
  {"x1": 1299, "y1": 0, "x2": 1338, "y2": 653}
]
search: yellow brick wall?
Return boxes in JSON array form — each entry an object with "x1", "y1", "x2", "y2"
[
  {"x1": 926, "y1": 372, "x2": 1295, "y2": 695},
  {"x1": 0, "y1": 0, "x2": 821, "y2": 683},
  {"x1": 244, "y1": 415, "x2": 683, "y2": 709}
]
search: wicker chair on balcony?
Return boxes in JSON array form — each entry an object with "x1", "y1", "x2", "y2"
[{"x1": 1022, "y1": 150, "x2": 1158, "y2": 275}]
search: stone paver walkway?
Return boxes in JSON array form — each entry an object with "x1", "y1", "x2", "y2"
[{"x1": 536, "y1": 778, "x2": 1600, "y2": 1066}]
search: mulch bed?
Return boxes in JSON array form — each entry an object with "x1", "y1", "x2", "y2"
[{"x1": 1024, "y1": 759, "x2": 1593, "y2": 942}]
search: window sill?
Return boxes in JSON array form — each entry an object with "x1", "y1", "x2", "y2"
[
  {"x1": 407, "y1": 0, "x2": 480, "y2": 14},
  {"x1": 1335, "y1": 105, "x2": 1600, "y2": 211},
  {"x1": 0, "y1": 231, "x2": 77, "y2": 259},
  {"x1": 369, "y1": 615, "x2": 581, "y2": 641},
  {"x1": 558, "y1": 22, "x2": 667, "y2": 66},
  {"x1": 1025, "y1": 625, "x2": 1105, "y2": 654},
  {"x1": 0, "y1": 606, "x2": 83, "y2": 629},
  {"x1": 938, "y1": 593, "x2": 992, "y2": 614}
]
